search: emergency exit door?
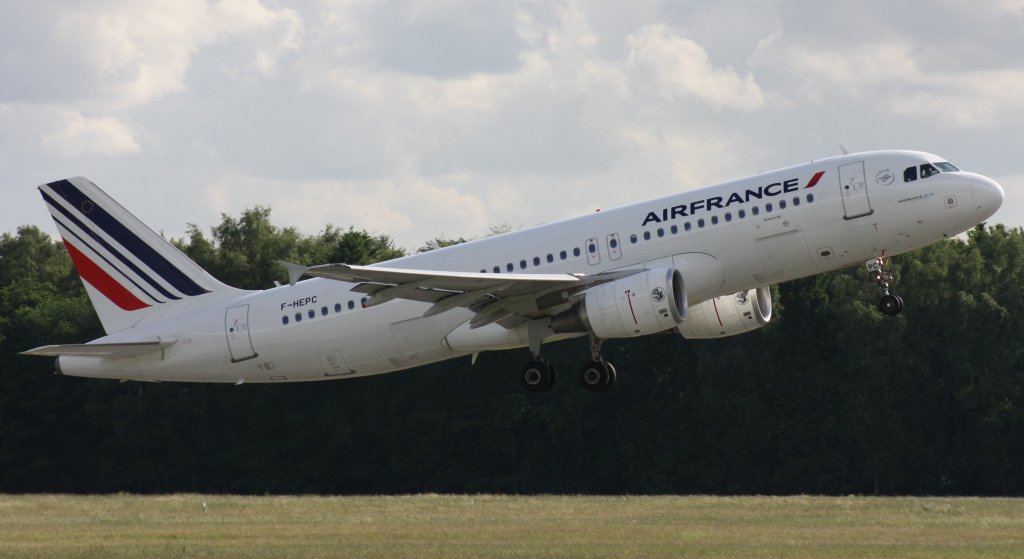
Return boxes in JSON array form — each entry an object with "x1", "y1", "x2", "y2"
[{"x1": 225, "y1": 304, "x2": 257, "y2": 362}]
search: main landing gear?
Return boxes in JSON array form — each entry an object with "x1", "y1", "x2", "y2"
[
  {"x1": 868, "y1": 257, "x2": 904, "y2": 316},
  {"x1": 520, "y1": 359, "x2": 555, "y2": 392},
  {"x1": 578, "y1": 336, "x2": 616, "y2": 392},
  {"x1": 518, "y1": 329, "x2": 617, "y2": 393}
]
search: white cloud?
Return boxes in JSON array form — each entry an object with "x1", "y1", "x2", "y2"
[
  {"x1": 42, "y1": 111, "x2": 140, "y2": 157},
  {"x1": 626, "y1": 24, "x2": 766, "y2": 111},
  {"x1": 26, "y1": 0, "x2": 303, "y2": 108},
  {"x1": 752, "y1": 38, "x2": 1024, "y2": 127},
  {"x1": 203, "y1": 169, "x2": 491, "y2": 249}
]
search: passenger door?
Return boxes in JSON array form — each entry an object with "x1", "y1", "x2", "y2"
[
  {"x1": 839, "y1": 161, "x2": 873, "y2": 219},
  {"x1": 225, "y1": 304, "x2": 257, "y2": 362}
]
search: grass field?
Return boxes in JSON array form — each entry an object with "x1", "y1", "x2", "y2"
[{"x1": 0, "y1": 494, "x2": 1022, "y2": 558}]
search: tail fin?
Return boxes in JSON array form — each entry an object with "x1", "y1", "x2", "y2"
[{"x1": 39, "y1": 177, "x2": 246, "y2": 334}]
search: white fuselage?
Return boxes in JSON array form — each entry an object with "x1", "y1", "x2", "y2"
[{"x1": 59, "y1": 150, "x2": 1003, "y2": 382}]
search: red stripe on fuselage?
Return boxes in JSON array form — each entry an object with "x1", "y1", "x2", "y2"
[
  {"x1": 63, "y1": 240, "x2": 149, "y2": 311},
  {"x1": 805, "y1": 171, "x2": 825, "y2": 189}
]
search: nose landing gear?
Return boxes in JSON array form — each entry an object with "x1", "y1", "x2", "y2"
[{"x1": 868, "y1": 257, "x2": 903, "y2": 316}]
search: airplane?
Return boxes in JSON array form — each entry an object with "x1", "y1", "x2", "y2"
[{"x1": 22, "y1": 150, "x2": 1004, "y2": 392}]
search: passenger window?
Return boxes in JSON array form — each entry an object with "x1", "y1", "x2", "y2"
[
  {"x1": 493, "y1": 266, "x2": 500, "y2": 273},
  {"x1": 321, "y1": 306, "x2": 328, "y2": 316},
  {"x1": 670, "y1": 224, "x2": 678, "y2": 234},
  {"x1": 698, "y1": 218, "x2": 705, "y2": 228},
  {"x1": 684, "y1": 222, "x2": 692, "y2": 231},
  {"x1": 630, "y1": 234, "x2": 638, "y2": 244},
  {"x1": 807, "y1": 193, "x2": 814, "y2": 203},
  {"x1": 520, "y1": 260, "x2": 527, "y2": 269},
  {"x1": 766, "y1": 202, "x2": 773, "y2": 212},
  {"x1": 904, "y1": 166, "x2": 917, "y2": 182},
  {"x1": 752, "y1": 206, "x2": 760, "y2": 216},
  {"x1": 738, "y1": 209, "x2": 746, "y2": 219},
  {"x1": 643, "y1": 231, "x2": 651, "y2": 240},
  {"x1": 348, "y1": 300, "x2": 355, "y2": 310},
  {"x1": 560, "y1": 250, "x2": 567, "y2": 260},
  {"x1": 295, "y1": 312, "x2": 302, "y2": 322},
  {"x1": 546, "y1": 254, "x2": 554, "y2": 263},
  {"x1": 507, "y1": 263, "x2": 514, "y2": 272},
  {"x1": 724, "y1": 212, "x2": 732, "y2": 222},
  {"x1": 573, "y1": 247, "x2": 581, "y2": 257},
  {"x1": 711, "y1": 215, "x2": 718, "y2": 225},
  {"x1": 657, "y1": 228, "x2": 664, "y2": 237},
  {"x1": 282, "y1": 316, "x2": 289, "y2": 325},
  {"x1": 308, "y1": 309, "x2": 315, "y2": 319},
  {"x1": 779, "y1": 200, "x2": 787, "y2": 209},
  {"x1": 793, "y1": 196, "x2": 800, "y2": 206},
  {"x1": 920, "y1": 164, "x2": 939, "y2": 179}
]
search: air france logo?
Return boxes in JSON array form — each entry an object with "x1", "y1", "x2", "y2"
[
  {"x1": 640, "y1": 171, "x2": 825, "y2": 226},
  {"x1": 735, "y1": 291, "x2": 749, "y2": 305},
  {"x1": 875, "y1": 169, "x2": 894, "y2": 185},
  {"x1": 650, "y1": 287, "x2": 666, "y2": 303}
]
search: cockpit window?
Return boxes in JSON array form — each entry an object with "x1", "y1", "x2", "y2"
[
  {"x1": 920, "y1": 163, "x2": 940, "y2": 179},
  {"x1": 935, "y1": 162, "x2": 959, "y2": 172},
  {"x1": 904, "y1": 166, "x2": 917, "y2": 182}
]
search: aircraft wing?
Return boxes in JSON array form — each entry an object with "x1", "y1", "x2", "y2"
[
  {"x1": 280, "y1": 262, "x2": 639, "y2": 328},
  {"x1": 21, "y1": 339, "x2": 176, "y2": 358}
]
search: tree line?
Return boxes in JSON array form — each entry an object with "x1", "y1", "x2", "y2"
[{"x1": 0, "y1": 208, "x2": 1021, "y2": 495}]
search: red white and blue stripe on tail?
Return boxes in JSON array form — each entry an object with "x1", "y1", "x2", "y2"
[{"x1": 40, "y1": 177, "x2": 230, "y2": 333}]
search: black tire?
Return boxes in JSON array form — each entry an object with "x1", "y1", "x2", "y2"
[
  {"x1": 604, "y1": 362, "x2": 617, "y2": 389},
  {"x1": 879, "y1": 294, "x2": 902, "y2": 316},
  {"x1": 521, "y1": 360, "x2": 554, "y2": 392},
  {"x1": 579, "y1": 360, "x2": 612, "y2": 391}
]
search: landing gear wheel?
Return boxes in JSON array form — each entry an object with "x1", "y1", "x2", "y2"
[
  {"x1": 868, "y1": 256, "x2": 905, "y2": 316},
  {"x1": 521, "y1": 360, "x2": 555, "y2": 393},
  {"x1": 579, "y1": 360, "x2": 615, "y2": 392},
  {"x1": 878, "y1": 294, "x2": 903, "y2": 316}
]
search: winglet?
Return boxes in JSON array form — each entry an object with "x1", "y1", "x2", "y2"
[{"x1": 278, "y1": 261, "x2": 308, "y2": 286}]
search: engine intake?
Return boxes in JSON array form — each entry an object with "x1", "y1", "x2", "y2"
[
  {"x1": 552, "y1": 267, "x2": 686, "y2": 338},
  {"x1": 677, "y1": 286, "x2": 772, "y2": 339}
]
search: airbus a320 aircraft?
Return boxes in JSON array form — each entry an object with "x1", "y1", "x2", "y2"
[{"x1": 23, "y1": 151, "x2": 1003, "y2": 392}]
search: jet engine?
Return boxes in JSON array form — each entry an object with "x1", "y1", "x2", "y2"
[
  {"x1": 677, "y1": 286, "x2": 772, "y2": 339},
  {"x1": 552, "y1": 267, "x2": 686, "y2": 338}
]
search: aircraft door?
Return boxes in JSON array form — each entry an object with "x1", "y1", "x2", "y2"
[
  {"x1": 755, "y1": 230, "x2": 818, "y2": 282},
  {"x1": 585, "y1": 238, "x2": 601, "y2": 265},
  {"x1": 225, "y1": 304, "x2": 258, "y2": 363},
  {"x1": 839, "y1": 161, "x2": 873, "y2": 219},
  {"x1": 607, "y1": 233, "x2": 622, "y2": 261}
]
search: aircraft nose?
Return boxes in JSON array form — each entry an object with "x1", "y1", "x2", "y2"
[{"x1": 972, "y1": 175, "x2": 1004, "y2": 222}]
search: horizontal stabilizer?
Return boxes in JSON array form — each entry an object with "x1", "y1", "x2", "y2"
[{"x1": 21, "y1": 339, "x2": 176, "y2": 358}]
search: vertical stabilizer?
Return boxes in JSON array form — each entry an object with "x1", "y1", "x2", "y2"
[{"x1": 38, "y1": 177, "x2": 247, "y2": 333}]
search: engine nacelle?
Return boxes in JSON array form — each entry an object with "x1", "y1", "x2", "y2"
[
  {"x1": 677, "y1": 286, "x2": 772, "y2": 339},
  {"x1": 552, "y1": 267, "x2": 686, "y2": 339}
]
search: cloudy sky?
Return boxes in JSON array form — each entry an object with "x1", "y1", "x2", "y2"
[{"x1": 2, "y1": 0, "x2": 1023, "y2": 252}]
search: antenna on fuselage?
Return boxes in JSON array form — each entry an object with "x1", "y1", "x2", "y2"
[{"x1": 839, "y1": 143, "x2": 850, "y2": 155}]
